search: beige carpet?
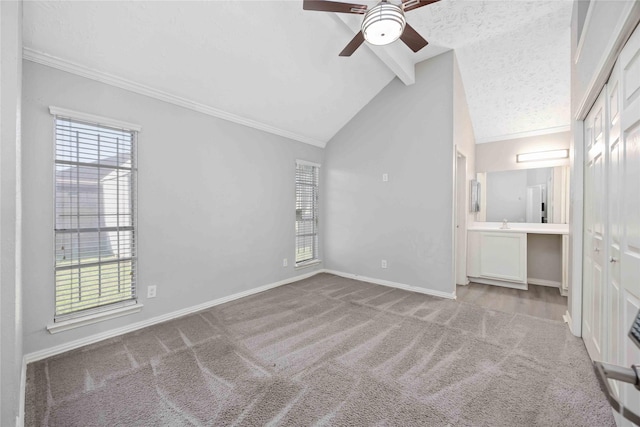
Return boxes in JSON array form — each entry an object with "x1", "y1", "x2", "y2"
[{"x1": 26, "y1": 273, "x2": 614, "y2": 426}]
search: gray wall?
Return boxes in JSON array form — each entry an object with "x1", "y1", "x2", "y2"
[
  {"x1": 528, "y1": 234, "x2": 563, "y2": 283},
  {"x1": 22, "y1": 61, "x2": 323, "y2": 354},
  {"x1": 1, "y1": 1, "x2": 23, "y2": 425},
  {"x1": 323, "y1": 52, "x2": 456, "y2": 294}
]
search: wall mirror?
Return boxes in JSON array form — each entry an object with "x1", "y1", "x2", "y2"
[{"x1": 475, "y1": 165, "x2": 569, "y2": 224}]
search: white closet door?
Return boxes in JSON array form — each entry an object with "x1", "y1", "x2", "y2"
[
  {"x1": 581, "y1": 24, "x2": 640, "y2": 426},
  {"x1": 583, "y1": 89, "x2": 607, "y2": 361},
  {"x1": 607, "y1": 59, "x2": 622, "y2": 405},
  {"x1": 619, "y1": 23, "x2": 640, "y2": 423}
]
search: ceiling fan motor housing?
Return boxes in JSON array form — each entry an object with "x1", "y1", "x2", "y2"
[{"x1": 361, "y1": 2, "x2": 407, "y2": 46}]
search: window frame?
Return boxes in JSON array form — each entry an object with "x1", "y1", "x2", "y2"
[
  {"x1": 295, "y1": 159, "x2": 321, "y2": 267},
  {"x1": 50, "y1": 106, "x2": 141, "y2": 324}
]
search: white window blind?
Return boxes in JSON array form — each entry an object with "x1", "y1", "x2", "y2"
[
  {"x1": 295, "y1": 162, "x2": 319, "y2": 264},
  {"x1": 54, "y1": 115, "x2": 137, "y2": 320}
]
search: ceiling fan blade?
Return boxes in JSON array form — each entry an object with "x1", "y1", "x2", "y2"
[
  {"x1": 400, "y1": 23, "x2": 428, "y2": 52},
  {"x1": 303, "y1": 0, "x2": 367, "y2": 14},
  {"x1": 339, "y1": 31, "x2": 365, "y2": 56},
  {"x1": 402, "y1": 0, "x2": 440, "y2": 13}
]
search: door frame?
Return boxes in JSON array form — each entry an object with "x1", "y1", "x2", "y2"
[{"x1": 454, "y1": 150, "x2": 469, "y2": 288}]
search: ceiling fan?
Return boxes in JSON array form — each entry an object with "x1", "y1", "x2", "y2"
[{"x1": 303, "y1": 0, "x2": 440, "y2": 56}]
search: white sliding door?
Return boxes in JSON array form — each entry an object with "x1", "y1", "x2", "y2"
[
  {"x1": 607, "y1": 59, "x2": 622, "y2": 404},
  {"x1": 582, "y1": 23, "x2": 640, "y2": 427},
  {"x1": 583, "y1": 89, "x2": 607, "y2": 361},
  {"x1": 618, "y1": 24, "x2": 640, "y2": 425}
]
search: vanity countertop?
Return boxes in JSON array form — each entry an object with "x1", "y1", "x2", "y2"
[{"x1": 467, "y1": 222, "x2": 569, "y2": 235}]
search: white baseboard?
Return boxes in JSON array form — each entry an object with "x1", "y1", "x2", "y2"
[
  {"x1": 527, "y1": 278, "x2": 561, "y2": 288},
  {"x1": 323, "y1": 269, "x2": 456, "y2": 300},
  {"x1": 23, "y1": 268, "x2": 456, "y2": 363},
  {"x1": 469, "y1": 277, "x2": 528, "y2": 290},
  {"x1": 16, "y1": 355, "x2": 26, "y2": 427},
  {"x1": 24, "y1": 270, "x2": 322, "y2": 363},
  {"x1": 564, "y1": 310, "x2": 580, "y2": 337}
]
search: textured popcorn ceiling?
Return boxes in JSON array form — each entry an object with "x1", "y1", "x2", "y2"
[
  {"x1": 23, "y1": 0, "x2": 572, "y2": 145},
  {"x1": 408, "y1": 0, "x2": 573, "y2": 141}
]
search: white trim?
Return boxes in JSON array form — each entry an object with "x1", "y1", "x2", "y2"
[
  {"x1": 527, "y1": 278, "x2": 561, "y2": 288},
  {"x1": 574, "y1": 1, "x2": 640, "y2": 120},
  {"x1": 295, "y1": 159, "x2": 322, "y2": 168},
  {"x1": 295, "y1": 259, "x2": 322, "y2": 270},
  {"x1": 16, "y1": 356, "x2": 26, "y2": 427},
  {"x1": 323, "y1": 269, "x2": 457, "y2": 300},
  {"x1": 563, "y1": 310, "x2": 578, "y2": 336},
  {"x1": 49, "y1": 106, "x2": 142, "y2": 132},
  {"x1": 475, "y1": 125, "x2": 571, "y2": 145},
  {"x1": 469, "y1": 277, "x2": 528, "y2": 290},
  {"x1": 47, "y1": 303, "x2": 144, "y2": 334},
  {"x1": 570, "y1": 122, "x2": 584, "y2": 337},
  {"x1": 25, "y1": 270, "x2": 321, "y2": 363},
  {"x1": 24, "y1": 48, "x2": 326, "y2": 148}
]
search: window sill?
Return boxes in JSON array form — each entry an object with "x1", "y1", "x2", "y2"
[
  {"x1": 47, "y1": 303, "x2": 143, "y2": 334},
  {"x1": 295, "y1": 259, "x2": 322, "y2": 270}
]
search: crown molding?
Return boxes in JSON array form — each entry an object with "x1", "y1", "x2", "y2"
[
  {"x1": 475, "y1": 125, "x2": 571, "y2": 145},
  {"x1": 23, "y1": 48, "x2": 326, "y2": 148}
]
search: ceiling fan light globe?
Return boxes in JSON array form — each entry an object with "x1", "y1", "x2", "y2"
[{"x1": 361, "y1": 3, "x2": 406, "y2": 46}]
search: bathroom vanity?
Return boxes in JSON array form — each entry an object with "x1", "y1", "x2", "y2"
[{"x1": 467, "y1": 222, "x2": 569, "y2": 294}]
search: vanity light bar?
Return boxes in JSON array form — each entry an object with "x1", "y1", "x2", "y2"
[{"x1": 516, "y1": 149, "x2": 569, "y2": 163}]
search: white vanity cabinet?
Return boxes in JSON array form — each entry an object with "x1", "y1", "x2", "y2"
[
  {"x1": 466, "y1": 223, "x2": 570, "y2": 291},
  {"x1": 467, "y1": 230, "x2": 528, "y2": 289}
]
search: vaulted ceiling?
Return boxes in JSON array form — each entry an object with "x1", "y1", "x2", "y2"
[{"x1": 23, "y1": 0, "x2": 573, "y2": 147}]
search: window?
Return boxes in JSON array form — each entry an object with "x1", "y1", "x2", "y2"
[
  {"x1": 295, "y1": 161, "x2": 320, "y2": 265},
  {"x1": 53, "y1": 110, "x2": 138, "y2": 320}
]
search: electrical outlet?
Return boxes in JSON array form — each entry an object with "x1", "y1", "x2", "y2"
[
  {"x1": 283, "y1": 258, "x2": 288, "y2": 267},
  {"x1": 147, "y1": 285, "x2": 157, "y2": 299},
  {"x1": 382, "y1": 173, "x2": 389, "y2": 182},
  {"x1": 381, "y1": 260, "x2": 387, "y2": 269}
]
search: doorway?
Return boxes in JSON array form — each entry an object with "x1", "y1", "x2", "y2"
[{"x1": 455, "y1": 151, "x2": 468, "y2": 286}]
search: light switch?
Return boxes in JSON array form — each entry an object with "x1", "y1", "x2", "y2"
[{"x1": 382, "y1": 173, "x2": 389, "y2": 182}]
